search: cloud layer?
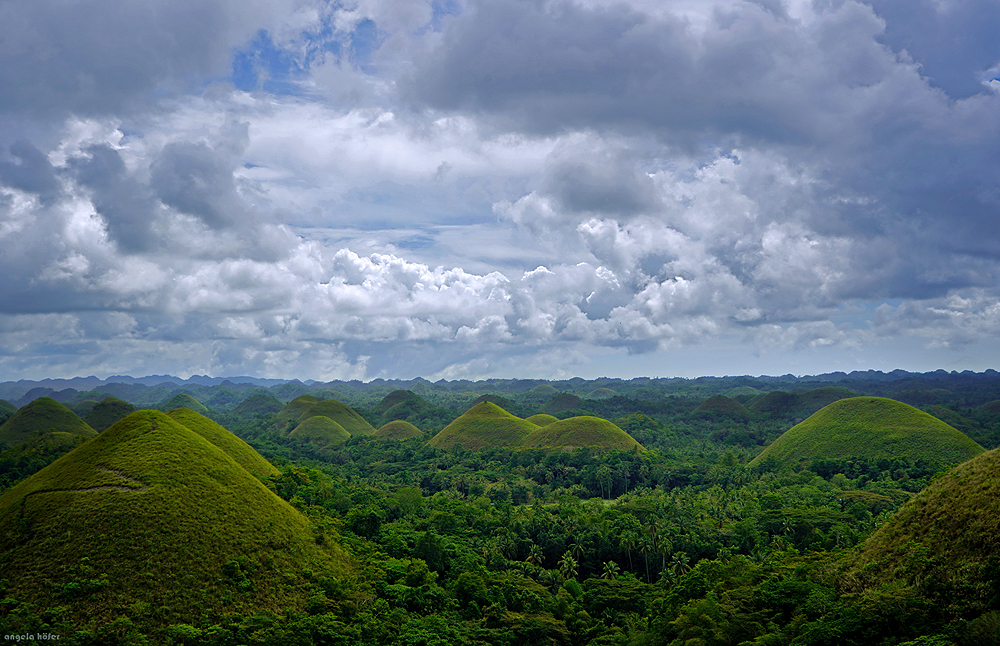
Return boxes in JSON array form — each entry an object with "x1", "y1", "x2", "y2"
[{"x1": 1, "y1": 0, "x2": 999, "y2": 380}]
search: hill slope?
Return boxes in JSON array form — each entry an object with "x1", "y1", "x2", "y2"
[
  {"x1": 750, "y1": 396, "x2": 984, "y2": 467},
  {"x1": 232, "y1": 393, "x2": 284, "y2": 417},
  {"x1": 167, "y1": 408, "x2": 279, "y2": 478},
  {"x1": 289, "y1": 416, "x2": 351, "y2": 447},
  {"x1": 848, "y1": 447, "x2": 1000, "y2": 592},
  {"x1": 524, "y1": 416, "x2": 643, "y2": 451},
  {"x1": 428, "y1": 402, "x2": 538, "y2": 450},
  {"x1": 374, "y1": 420, "x2": 423, "y2": 441},
  {"x1": 0, "y1": 410, "x2": 350, "y2": 625},
  {"x1": 298, "y1": 399, "x2": 376, "y2": 436},
  {"x1": 158, "y1": 392, "x2": 209, "y2": 415},
  {"x1": 0, "y1": 397, "x2": 96, "y2": 448},
  {"x1": 83, "y1": 396, "x2": 136, "y2": 432}
]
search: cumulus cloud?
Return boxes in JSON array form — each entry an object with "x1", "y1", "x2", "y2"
[{"x1": 1, "y1": 0, "x2": 1000, "y2": 380}]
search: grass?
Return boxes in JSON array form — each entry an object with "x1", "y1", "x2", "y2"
[
  {"x1": 428, "y1": 402, "x2": 539, "y2": 450},
  {"x1": 525, "y1": 414, "x2": 559, "y2": 427},
  {"x1": 847, "y1": 447, "x2": 1000, "y2": 590},
  {"x1": 0, "y1": 397, "x2": 96, "y2": 448},
  {"x1": 274, "y1": 394, "x2": 320, "y2": 430},
  {"x1": 0, "y1": 410, "x2": 351, "y2": 627},
  {"x1": 523, "y1": 416, "x2": 643, "y2": 451},
  {"x1": 298, "y1": 399, "x2": 376, "y2": 436},
  {"x1": 750, "y1": 396, "x2": 984, "y2": 467},
  {"x1": 374, "y1": 420, "x2": 423, "y2": 441},
  {"x1": 289, "y1": 415, "x2": 351, "y2": 447},
  {"x1": 167, "y1": 407, "x2": 279, "y2": 478}
]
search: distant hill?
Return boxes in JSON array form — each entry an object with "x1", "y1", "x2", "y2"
[
  {"x1": 298, "y1": 400, "x2": 376, "y2": 437},
  {"x1": 274, "y1": 394, "x2": 320, "y2": 431},
  {"x1": 70, "y1": 399, "x2": 100, "y2": 417},
  {"x1": 232, "y1": 393, "x2": 284, "y2": 417},
  {"x1": 167, "y1": 408, "x2": 279, "y2": 478},
  {"x1": 82, "y1": 396, "x2": 135, "y2": 432},
  {"x1": 524, "y1": 417, "x2": 643, "y2": 451},
  {"x1": 694, "y1": 394, "x2": 750, "y2": 417},
  {"x1": 747, "y1": 387, "x2": 857, "y2": 418},
  {"x1": 0, "y1": 410, "x2": 351, "y2": 625},
  {"x1": 289, "y1": 416, "x2": 351, "y2": 447},
  {"x1": 542, "y1": 394, "x2": 584, "y2": 415},
  {"x1": 158, "y1": 392, "x2": 209, "y2": 415},
  {"x1": 750, "y1": 397, "x2": 984, "y2": 467},
  {"x1": 847, "y1": 447, "x2": 1000, "y2": 593},
  {"x1": 428, "y1": 402, "x2": 538, "y2": 450},
  {"x1": 586, "y1": 388, "x2": 617, "y2": 400},
  {"x1": 373, "y1": 390, "x2": 447, "y2": 428},
  {"x1": 374, "y1": 420, "x2": 423, "y2": 441},
  {"x1": 0, "y1": 397, "x2": 97, "y2": 448}
]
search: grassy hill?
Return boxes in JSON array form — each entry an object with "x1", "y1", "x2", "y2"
[
  {"x1": 0, "y1": 410, "x2": 351, "y2": 626},
  {"x1": 524, "y1": 416, "x2": 643, "y2": 451},
  {"x1": 298, "y1": 399, "x2": 376, "y2": 437},
  {"x1": 82, "y1": 396, "x2": 136, "y2": 432},
  {"x1": 747, "y1": 387, "x2": 856, "y2": 418},
  {"x1": 158, "y1": 392, "x2": 209, "y2": 415},
  {"x1": 0, "y1": 397, "x2": 97, "y2": 448},
  {"x1": 289, "y1": 416, "x2": 351, "y2": 447},
  {"x1": 694, "y1": 394, "x2": 750, "y2": 417},
  {"x1": 847, "y1": 447, "x2": 1000, "y2": 593},
  {"x1": 750, "y1": 396, "x2": 984, "y2": 467},
  {"x1": 542, "y1": 393, "x2": 584, "y2": 414},
  {"x1": 525, "y1": 414, "x2": 559, "y2": 427},
  {"x1": 428, "y1": 402, "x2": 539, "y2": 450},
  {"x1": 373, "y1": 420, "x2": 423, "y2": 441},
  {"x1": 274, "y1": 394, "x2": 320, "y2": 431},
  {"x1": 167, "y1": 408, "x2": 279, "y2": 478},
  {"x1": 232, "y1": 393, "x2": 284, "y2": 417}
]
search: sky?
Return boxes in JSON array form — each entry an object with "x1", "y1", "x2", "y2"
[{"x1": 1, "y1": 0, "x2": 1000, "y2": 382}]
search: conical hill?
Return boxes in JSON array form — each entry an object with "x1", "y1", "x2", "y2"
[
  {"x1": 847, "y1": 447, "x2": 1000, "y2": 591},
  {"x1": 750, "y1": 396, "x2": 984, "y2": 467},
  {"x1": 167, "y1": 407, "x2": 279, "y2": 478},
  {"x1": 0, "y1": 410, "x2": 350, "y2": 625},
  {"x1": 290, "y1": 416, "x2": 351, "y2": 447},
  {"x1": 0, "y1": 397, "x2": 96, "y2": 448},
  {"x1": 694, "y1": 394, "x2": 750, "y2": 417},
  {"x1": 525, "y1": 414, "x2": 559, "y2": 427},
  {"x1": 83, "y1": 396, "x2": 135, "y2": 432},
  {"x1": 428, "y1": 402, "x2": 538, "y2": 450},
  {"x1": 158, "y1": 392, "x2": 208, "y2": 414},
  {"x1": 233, "y1": 393, "x2": 284, "y2": 417},
  {"x1": 374, "y1": 420, "x2": 423, "y2": 441},
  {"x1": 298, "y1": 399, "x2": 376, "y2": 436},
  {"x1": 524, "y1": 416, "x2": 643, "y2": 451},
  {"x1": 274, "y1": 394, "x2": 320, "y2": 431}
]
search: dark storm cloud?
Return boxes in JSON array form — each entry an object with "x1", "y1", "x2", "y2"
[
  {"x1": 69, "y1": 144, "x2": 160, "y2": 253},
  {"x1": 0, "y1": 141, "x2": 60, "y2": 202},
  {"x1": 151, "y1": 141, "x2": 243, "y2": 230}
]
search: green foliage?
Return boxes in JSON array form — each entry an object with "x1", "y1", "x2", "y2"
[
  {"x1": 428, "y1": 402, "x2": 539, "y2": 450},
  {"x1": 523, "y1": 416, "x2": 643, "y2": 451},
  {"x1": 83, "y1": 396, "x2": 136, "y2": 432},
  {"x1": 232, "y1": 393, "x2": 284, "y2": 417},
  {"x1": 290, "y1": 415, "x2": 352, "y2": 447},
  {"x1": 298, "y1": 399, "x2": 377, "y2": 437},
  {"x1": 157, "y1": 392, "x2": 209, "y2": 415}
]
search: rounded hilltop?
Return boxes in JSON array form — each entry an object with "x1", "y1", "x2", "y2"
[
  {"x1": 750, "y1": 396, "x2": 984, "y2": 467},
  {"x1": 524, "y1": 416, "x2": 643, "y2": 451},
  {"x1": 0, "y1": 410, "x2": 350, "y2": 626},
  {"x1": 428, "y1": 401, "x2": 538, "y2": 450},
  {"x1": 0, "y1": 396, "x2": 96, "y2": 448},
  {"x1": 290, "y1": 415, "x2": 351, "y2": 447},
  {"x1": 374, "y1": 419, "x2": 423, "y2": 441}
]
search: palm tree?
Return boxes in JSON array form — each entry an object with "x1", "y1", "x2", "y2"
[
  {"x1": 601, "y1": 561, "x2": 620, "y2": 580},
  {"x1": 639, "y1": 538, "x2": 653, "y2": 582},
  {"x1": 670, "y1": 551, "x2": 691, "y2": 578},
  {"x1": 526, "y1": 543, "x2": 544, "y2": 567},
  {"x1": 558, "y1": 552, "x2": 578, "y2": 581},
  {"x1": 620, "y1": 531, "x2": 637, "y2": 572}
]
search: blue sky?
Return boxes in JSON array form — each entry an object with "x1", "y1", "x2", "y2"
[{"x1": 1, "y1": 0, "x2": 1000, "y2": 381}]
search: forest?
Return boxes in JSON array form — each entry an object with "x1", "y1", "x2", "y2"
[{"x1": 1, "y1": 370, "x2": 999, "y2": 645}]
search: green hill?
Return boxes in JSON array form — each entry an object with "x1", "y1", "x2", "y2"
[
  {"x1": 70, "y1": 399, "x2": 100, "y2": 417},
  {"x1": 0, "y1": 399, "x2": 16, "y2": 417},
  {"x1": 167, "y1": 408, "x2": 279, "y2": 478},
  {"x1": 847, "y1": 447, "x2": 1000, "y2": 592},
  {"x1": 750, "y1": 396, "x2": 985, "y2": 467},
  {"x1": 0, "y1": 397, "x2": 97, "y2": 448},
  {"x1": 0, "y1": 410, "x2": 351, "y2": 626},
  {"x1": 274, "y1": 394, "x2": 321, "y2": 431},
  {"x1": 83, "y1": 396, "x2": 136, "y2": 432},
  {"x1": 289, "y1": 416, "x2": 351, "y2": 447},
  {"x1": 694, "y1": 394, "x2": 750, "y2": 417},
  {"x1": 541, "y1": 393, "x2": 584, "y2": 414},
  {"x1": 428, "y1": 402, "x2": 539, "y2": 450},
  {"x1": 586, "y1": 388, "x2": 617, "y2": 400},
  {"x1": 524, "y1": 416, "x2": 643, "y2": 451},
  {"x1": 232, "y1": 393, "x2": 284, "y2": 417},
  {"x1": 525, "y1": 414, "x2": 559, "y2": 426},
  {"x1": 374, "y1": 420, "x2": 423, "y2": 441},
  {"x1": 747, "y1": 387, "x2": 856, "y2": 418},
  {"x1": 298, "y1": 399, "x2": 376, "y2": 436},
  {"x1": 158, "y1": 392, "x2": 209, "y2": 415}
]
